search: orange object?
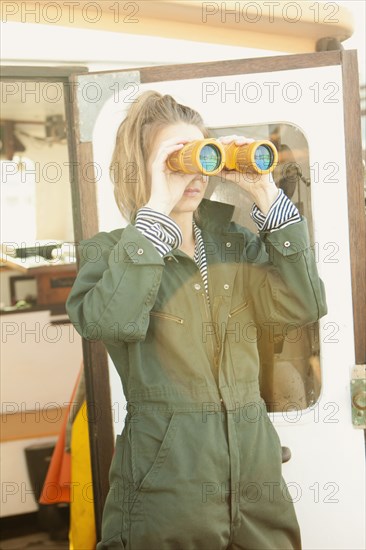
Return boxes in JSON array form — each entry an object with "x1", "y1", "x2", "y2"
[
  {"x1": 166, "y1": 138, "x2": 225, "y2": 175},
  {"x1": 223, "y1": 140, "x2": 278, "y2": 175},
  {"x1": 39, "y1": 365, "x2": 83, "y2": 504}
]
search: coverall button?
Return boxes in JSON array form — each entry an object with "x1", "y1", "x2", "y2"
[
  {"x1": 137, "y1": 248, "x2": 144, "y2": 255},
  {"x1": 284, "y1": 241, "x2": 291, "y2": 248},
  {"x1": 166, "y1": 256, "x2": 173, "y2": 261},
  {"x1": 194, "y1": 283, "x2": 201, "y2": 291},
  {"x1": 225, "y1": 242, "x2": 232, "y2": 247},
  {"x1": 223, "y1": 284, "x2": 230, "y2": 290}
]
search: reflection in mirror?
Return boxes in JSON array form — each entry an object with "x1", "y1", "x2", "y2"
[
  {"x1": 1, "y1": 156, "x2": 37, "y2": 244},
  {"x1": 0, "y1": 79, "x2": 83, "y2": 537},
  {"x1": 208, "y1": 123, "x2": 321, "y2": 412},
  {"x1": 0, "y1": 81, "x2": 76, "y2": 309},
  {"x1": 0, "y1": 81, "x2": 74, "y2": 246}
]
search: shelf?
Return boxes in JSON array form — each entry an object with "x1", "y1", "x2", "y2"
[{"x1": 0, "y1": 253, "x2": 76, "y2": 275}]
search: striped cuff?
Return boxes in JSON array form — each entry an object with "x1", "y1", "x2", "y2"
[
  {"x1": 250, "y1": 188, "x2": 301, "y2": 232},
  {"x1": 134, "y1": 206, "x2": 183, "y2": 257}
]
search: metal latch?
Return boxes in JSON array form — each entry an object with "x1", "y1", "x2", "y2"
[{"x1": 351, "y1": 364, "x2": 366, "y2": 429}]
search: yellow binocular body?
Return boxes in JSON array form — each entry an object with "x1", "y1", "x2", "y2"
[{"x1": 166, "y1": 138, "x2": 278, "y2": 176}]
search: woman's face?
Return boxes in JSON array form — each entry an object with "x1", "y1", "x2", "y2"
[{"x1": 146, "y1": 122, "x2": 209, "y2": 214}]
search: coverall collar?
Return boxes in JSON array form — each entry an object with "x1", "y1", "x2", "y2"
[
  {"x1": 195, "y1": 197, "x2": 235, "y2": 234},
  {"x1": 165, "y1": 198, "x2": 239, "y2": 263}
]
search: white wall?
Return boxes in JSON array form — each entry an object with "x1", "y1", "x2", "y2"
[{"x1": 10, "y1": 126, "x2": 74, "y2": 243}]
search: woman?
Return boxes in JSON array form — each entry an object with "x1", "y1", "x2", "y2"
[{"x1": 66, "y1": 91, "x2": 327, "y2": 550}]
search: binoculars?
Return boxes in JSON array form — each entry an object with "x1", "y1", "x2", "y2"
[{"x1": 166, "y1": 139, "x2": 278, "y2": 176}]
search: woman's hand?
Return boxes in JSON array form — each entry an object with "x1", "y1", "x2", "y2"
[
  {"x1": 145, "y1": 137, "x2": 197, "y2": 216},
  {"x1": 216, "y1": 135, "x2": 279, "y2": 215}
]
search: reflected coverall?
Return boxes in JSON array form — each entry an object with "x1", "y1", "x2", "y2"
[{"x1": 65, "y1": 198, "x2": 327, "y2": 550}]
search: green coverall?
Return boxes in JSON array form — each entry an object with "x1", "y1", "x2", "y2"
[{"x1": 66, "y1": 197, "x2": 327, "y2": 550}]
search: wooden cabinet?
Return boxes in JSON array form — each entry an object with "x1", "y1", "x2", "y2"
[{"x1": 0, "y1": 255, "x2": 76, "y2": 307}]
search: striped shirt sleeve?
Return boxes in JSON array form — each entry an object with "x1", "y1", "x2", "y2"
[
  {"x1": 134, "y1": 206, "x2": 183, "y2": 257},
  {"x1": 193, "y1": 220, "x2": 210, "y2": 306},
  {"x1": 250, "y1": 188, "x2": 301, "y2": 232}
]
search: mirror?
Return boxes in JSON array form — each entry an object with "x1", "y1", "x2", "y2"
[{"x1": 0, "y1": 79, "x2": 82, "y2": 534}]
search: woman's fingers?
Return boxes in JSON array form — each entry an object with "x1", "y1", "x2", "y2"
[
  {"x1": 217, "y1": 135, "x2": 255, "y2": 146},
  {"x1": 152, "y1": 144, "x2": 184, "y2": 172},
  {"x1": 152, "y1": 138, "x2": 191, "y2": 169},
  {"x1": 157, "y1": 137, "x2": 190, "y2": 155},
  {"x1": 228, "y1": 170, "x2": 258, "y2": 182}
]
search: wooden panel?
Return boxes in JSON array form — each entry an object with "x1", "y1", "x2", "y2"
[
  {"x1": 0, "y1": 408, "x2": 68, "y2": 442},
  {"x1": 141, "y1": 51, "x2": 342, "y2": 81},
  {"x1": 5, "y1": 1, "x2": 353, "y2": 53},
  {"x1": 85, "y1": 50, "x2": 341, "y2": 81},
  {"x1": 341, "y1": 50, "x2": 366, "y2": 365},
  {"x1": 0, "y1": 66, "x2": 88, "y2": 80},
  {"x1": 64, "y1": 78, "x2": 113, "y2": 539},
  {"x1": 36, "y1": 271, "x2": 76, "y2": 305},
  {"x1": 81, "y1": 338, "x2": 115, "y2": 524}
]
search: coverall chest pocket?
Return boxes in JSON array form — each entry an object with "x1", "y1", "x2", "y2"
[
  {"x1": 226, "y1": 299, "x2": 261, "y2": 382},
  {"x1": 148, "y1": 310, "x2": 185, "y2": 342},
  {"x1": 130, "y1": 411, "x2": 181, "y2": 495}
]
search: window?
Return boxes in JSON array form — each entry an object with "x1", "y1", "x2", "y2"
[
  {"x1": 209, "y1": 123, "x2": 320, "y2": 412},
  {"x1": 0, "y1": 156, "x2": 36, "y2": 245}
]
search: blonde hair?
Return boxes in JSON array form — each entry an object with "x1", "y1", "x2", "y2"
[{"x1": 109, "y1": 90, "x2": 208, "y2": 223}]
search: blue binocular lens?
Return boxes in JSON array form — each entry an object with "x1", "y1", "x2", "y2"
[
  {"x1": 254, "y1": 145, "x2": 274, "y2": 171},
  {"x1": 199, "y1": 144, "x2": 222, "y2": 172}
]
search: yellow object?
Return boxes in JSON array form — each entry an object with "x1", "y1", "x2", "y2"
[
  {"x1": 69, "y1": 401, "x2": 96, "y2": 550},
  {"x1": 166, "y1": 138, "x2": 225, "y2": 175},
  {"x1": 167, "y1": 139, "x2": 278, "y2": 176},
  {"x1": 223, "y1": 140, "x2": 278, "y2": 175}
]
